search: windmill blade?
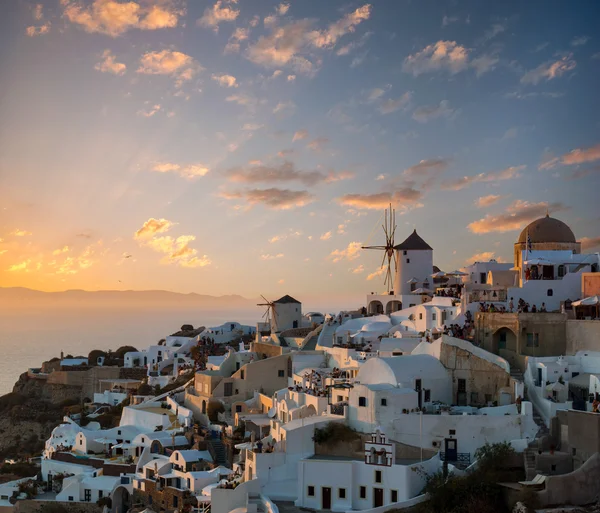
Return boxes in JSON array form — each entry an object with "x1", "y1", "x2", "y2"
[
  {"x1": 380, "y1": 251, "x2": 387, "y2": 269},
  {"x1": 260, "y1": 295, "x2": 271, "y2": 304}
]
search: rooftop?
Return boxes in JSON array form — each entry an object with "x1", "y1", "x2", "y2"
[
  {"x1": 517, "y1": 214, "x2": 576, "y2": 244},
  {"x1": 394, "y1": 229, "x2": 433, "y2": 251},
  {"x1": 274, "y1": 294, "x2": 301, "y2": 304}
]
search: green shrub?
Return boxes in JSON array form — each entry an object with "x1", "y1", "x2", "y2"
[{"x1": 312, "y1": 423, "x2": 359, "y2": 445}]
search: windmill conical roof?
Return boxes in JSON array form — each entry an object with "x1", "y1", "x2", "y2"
[{"x1": 394, "y1": 229, "x2": 432, "y2": 251}]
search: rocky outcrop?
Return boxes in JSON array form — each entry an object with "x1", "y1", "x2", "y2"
[{"x1": 13, "y1": 372, "x2": 81, "y2": 404}]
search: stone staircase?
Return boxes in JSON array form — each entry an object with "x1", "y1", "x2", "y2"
[
  {"x1": 208, "y1": 438, "x2": 228, "y2": 466},
  {"x1": 316, "y1": 322, "x2": 338, "y2": 349},
  {"x1": 301, "y1": 325, "x2": 323, "y2": 351}
]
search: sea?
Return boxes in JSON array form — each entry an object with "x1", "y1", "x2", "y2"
[{"x1": 0, "y1": 307, "x2": 257, "y2": 396}]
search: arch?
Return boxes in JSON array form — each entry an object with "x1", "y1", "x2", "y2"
[
  {"x1": 385, "y1": 301, "x2": 402, "y2": 314},
  {"x1": 305, "y1": 404, "x2": 317, "y2": 418},
  {"x1": 368, "y1": 300, "x2": 384, "y2": 315},
  {"x1": 111, "y1": 486, "x2": 130, "y2": 513},
  {"x1": 492, "y1": 327, "x2": 517, "y2": 353}
]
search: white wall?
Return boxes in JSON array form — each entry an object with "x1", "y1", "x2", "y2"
[
  {"x1": 507, "y1": 272, "x2": 582, "y2": 312},
  {"x1": 395, "y1": 249, "x2": 433, "y2": 296}
]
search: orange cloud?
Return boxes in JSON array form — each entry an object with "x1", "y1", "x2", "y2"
[
  {"x1": 336, "y1": 187, "x2": 422, "y2": 210},
  {"x1": 466, "y1": 251, "x2": 497, "y2": 265},
  {"x1": 475, "y1": 194, "x2": 507, "y2": 208},
  {"x1": 220, "y1": 188, "x2": 315, "y2": 210},
  {"x1": 581, "y1": 236, "x2": 600, "y2": 251},
  {"x1": 95, "y1": 49, "x2": 126, "y2": 75},
  {"x1": 442, "y1": 165, "x2": 525, "y2": 191},
  {"x1": 467, "y1": 200, "x2": 567, "y2": 234},
  {"x1": 329, "y1": 242, "x2": 362, "y2": 263},
  {"x1": 134, "y1": 218, "x2": 174, "y2": 240},
  {"x1": 403, "y1": 40, "x2": 469, "y2": 76},
  {"x1": 62, "y1": 0, "x2": 180, "y2": 36},
  {"x1": 197, "y1": 0, "x2": 239, "y2": 31},
  {"x1": 224, "y1": 161, "x2": 350, "y2": 187},
  {"x1": 367, "y1": 267, "x2": 385, "y2": 281},
  {"x1": 539, "y1": 143, "x2": 600, "y2": 170},
  {"x1": 152, "y1": 162, "x2": 209, "y2": 179},
  {"x1": 137, "y1": 50, "x2": 201, "y2": 86},
  {"x1": 521, "y1": 54, "x2": 576, "y2": 84}
]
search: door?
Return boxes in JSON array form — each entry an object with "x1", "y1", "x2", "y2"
[
  {"x1": 84, "y1": 489, "x2": 91, "y2": 502},
  {"x1": 322, "y1": 487, "x2": 331, "y2": 510},
  {"x1": 415, "y1": 379, "x2": 422, "y2": 409},
  {"x1": 373, "y1": 488, "x2": 384, "y2": 508},
  {"x1": 445, "y1": 438, "x2": 457, "y2": 462},
  {"x1": 537, "y1": 368, "x2": 543, "y2": 387},
  {"x1": 457, "y1": 379, "x2": 467, "y2": 406}
]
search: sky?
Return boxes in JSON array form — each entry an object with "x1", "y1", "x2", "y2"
[{"x1": 0, "y1": 0, "x2": 599, "y2": 303}]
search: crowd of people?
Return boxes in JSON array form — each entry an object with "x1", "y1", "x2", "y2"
[{"x1": 508, "y1": 297, "x2": 547, "y2": 313}]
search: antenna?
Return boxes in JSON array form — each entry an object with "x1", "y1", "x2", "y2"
[{"x1": 362, "y1": 203, "x2": 397, "y2": 293}]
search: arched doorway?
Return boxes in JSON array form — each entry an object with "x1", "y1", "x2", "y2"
[
  {"x1": 368, "y1": 301, "x2": 384, "y2": 315},
  {"x1": 385, "y1": 301, "x2": 402, "y2": 314},
  {"x1": 493, "y1": 327, "x2": 517, "y2": 353},
  {"x1": 111, "y1": 486, "x2": 130, "y2": 513}
]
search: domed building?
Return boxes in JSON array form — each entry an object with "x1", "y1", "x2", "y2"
[{"x1": 513, "y1": 214, "x2": 581, "y2": 276}]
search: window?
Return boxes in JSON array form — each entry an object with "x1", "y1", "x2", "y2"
[
  {"x1": 337, "y1": 395, "x2": 343, "y2": 402},
  {"x1": 173, "y1": 496, "x2": 178, "y2": 508},
  {"x1": 224, "y1": 382, "x2": 233, "y2": 397},
  {"x1": 359, "y1": 397, "x2": 367, "y2": 407},
  {"x1": 375, "y1": 470, "x2": 382, "y2": 483},
  {"x1": 470, "y1": 392, "x2": 478, "y2": 404},
  {"x1": 449, "y1": 429, "x2": 456, "y2": 435},
  {"x1": 338, "y1": 488, "x2": 346, "y2": 499},
  {"x1": 99, "y1": 491, "x2": 103, "y2": 499},
  {"x1": 410, "y1": 283, "x2": 416, "y2": 292},
  {"x1": 148, "y1": 496, "x2": 153, "y2": 505},
  {"x1": 415, "y1": 379, "x2": 422, "y2": 392},
  {"x1": 406, "y1": 258, "x2": 410, "y2": 263},
  {"x1": 403, "y1": 250, "x2": 407, "y2": 256},
  {"x1": 187, "y1": 478, "x2": 191, "y2": 489},
  {"x1": 558, "y1": 265, "x2": 565, "y2": 277},
  {"x1": 360, "y1": 486, "x2": 366, "y2": 499},
  {"x1": 424, "y1": 389, "x2": 431, "y2": 402},
  {"x1": 391, "y1": 490, "x2": 398, "y2": 503},
  {"x1": 175, "y1": 453, "x2": 179, "y2": 460},
  {"x1": 278, "y1": 370, "x2": 285, "y2": 377},
  {"x1": 68, "y1": 497, "x2": 74, "y2": 502},
  {"x1": 547, "y1": 289, "x2": 553, "y2": 297},
  {"x1": 551, "y1": 464, "x2": 556, "y2": 472},
  {"x1": 235, "y1": 404, "x2": 242, "y2": 413},
  {"x1": 141, "y1": 438, "x2": 145, "y2": 443},
  {"x1": 240, "y1": 370, "x2": 245, "y2": 379},
  {"x1": 419, "y1": 313, "x2": 423, "y2": 320},
  {"x1": 480, "y1": 272, "x2": 487, "y2": 284},
  {"x1": 381, "y1": 398, "x2": 387, "y2": 406},
  {"x1": 307, "y1": 486, "x2": 315, "y2": 497},
  {"x1": 526, "y1": 333, "x2": 540, "y2": 347},
  {"x1": 432, "y1": 313, "x2": 436, "y2": 321}
]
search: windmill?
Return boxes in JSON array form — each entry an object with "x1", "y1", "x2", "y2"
[
  {"x1": 257, "y1": 295, "x2": 278, "y2": 332},
  {"x1": 362, "y1": 204, "x2": 397, "y2": 293}
]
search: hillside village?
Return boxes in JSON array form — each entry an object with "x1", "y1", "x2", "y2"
[{"x1": 0, "y1": 213, "x2": 599, "y2": 513}]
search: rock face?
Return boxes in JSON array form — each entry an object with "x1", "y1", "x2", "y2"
[{"x1": 13, "y1": 372, "x2": 82, "y2": 404}]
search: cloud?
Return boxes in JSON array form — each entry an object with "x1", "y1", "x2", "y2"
[
  {"x1": 225, "y1": 161, "x2": 340, "y2": 187},
  {"x1": 376, "y1": 174, "x2": 386, "y2": 180},
  {"x1": 521, "y1": 54, "x2": 576, "y2": 84},
  {"x1": 225, "y1": 27, "x2": 249, "y2": 53},
  {"x1": 287, "y1": 74, "x2": 296, "y2": 81},
  {"x1": 197, "y1": 0, "x2": 239, "y2": 31},
  {"x1": 137, "y1": 50, "x2": 201, "y2": 86},
  {"x1": 320, "y1": 231, "x2": 332, "y2": 240},
  {"x1": 137, "y1": 104, "x2": 162, "y2": 117},
  {"x1": 7, "y1": 260, "x2": 32, "y2": 272},
  {"x1": 367, "y1": 87, "x2": 389, "y2": 102},
  {"x1": 61, "y1": 0, "x2": 180, "y2": 36},
  {"x1": 403, "y1": 40, "x2": 469, "y2": 76},
  {"x1": 220, "y1": 188, "x2": 314, "y2": 210},
  {"x1": 10, "y1": 229, "x2": 32, "y2": 237},
  {"x1": 337, "y1": 224, "x2": 346, "y2": 235},
  {"x1": 134, "y1": 218, "x2": 174, "y2": 240},
  {"x1": 581, "y1": 236, "x2": 600, "y2": 251},
  {"x1": 52, "y1": 246, "x2": 70, "y2": 255},
  {"x1": 467, "y1": 200, "x2": 567, "y2": 234},
  {"x1": 475, "y1": 194, "x2": 507, "y2": 208},
  {"x1": 352, "y1": 264, "x2": 364, "y2": 274},
  {"x1": 226, "y1": 93, "x2": 259, "y2": 110},
  {"x1": 442, "y1": 15, "x2": 459, "y2": 27},
  {"x1": 33, "y1": 3, "x2": 43, "y2": 20},
  {"x1": 539, "y1": 143, "x2": 600, "y2": 170},
  {"x1": 152, "y1": 162, "x2": 209, "y2": 179},
  {"x1": 211, "y1": 73, "x2": 238, "y2": 87},
  {"x1": 442, "y1": 165, "x2": 525, "y2": 190},
  {"x1": 504, "y1": 91, "x2": 564, "y2": 100},
  {"x1": 134, "y1": 218, "x2": 210, "y2": 267},
  {"x1": 336, "y1": 187, "x2": 422, "y2": 211},
  {"x1": 466, "y1": 251, "x2": 497, "y2": 265},
  {"x1": 273, "y1": 100, "x2": 296, "y2": 115},
  {"x1": 483, "y1": 23, "x2": 506, "y2": 42},
  {"x1": 412, "y1": 100, "x2": 455, "y2": 123},
  {"x1": 306, "y1": 137, "x2": 329, "y2": 152},
  {"x1": 292, "y1": 129, "x2": 308, "y2": 142},
  {"x1": 260, "y1": 253, "x2": 284, "y2": 260},
  {"x1": 471, "y1": 54, "x2": 499, "y2": 77},
  {"x1": 26, "y1": 22, "x2": 51, "y2": 36},
  {"x1": 268, "y1": 230, "x2": 302, "y2": 243},
  {"x1": 242, "y1": 123, "x2": 263, "y2": 131},
  {"x1": 94, "y1": 49, "x2": 126, "y2": 75},
  {"x1": 571, "y1": 36, "x2": 589, "y2": 47},
  {"x1": 404, "y1": 158, "x2": 449, "y2": 178},
  {"x1": 367, "y1": 266, "x2": 385, "y2": 280},
  {"x1": 378, "y1": 92, "x2": 413, "y2": 114},
  {"x1": 245, "y1": 4, "x2": 371, "y2": 75},
  {"x1": 329, "y1": 241, "x2": 362, "y2": 263}
]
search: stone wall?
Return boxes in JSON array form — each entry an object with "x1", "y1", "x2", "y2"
[
  {"x1": 47, "y1": 371, "x2": 86, "y2": 387},
  {"x1": 250, "y1": 342, "x2": 285, "y2": 359},
  {"x1": 474, "y1": 312, "x2": 567, "y2": 361},
  {"x1": 133, "y1": 479, "x2": 188, "y2": 513},
  {"x1": 565, "y1": 319, "x2": 600, "y2": 354},
  {"x1": 15, "y1": 501, "x2": 102, "y2": 513},
  {"x1": 536, "y1": 452, "x2": 600, "y2": 507}
]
